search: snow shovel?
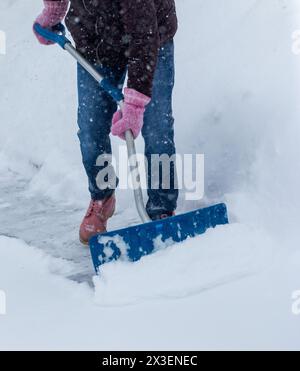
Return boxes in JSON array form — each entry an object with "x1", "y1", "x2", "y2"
[{"x1": 34, "y1": 23, "x2": 229, "y2": 273}]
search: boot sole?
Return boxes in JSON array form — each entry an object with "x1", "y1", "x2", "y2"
[{"x1": 79, "y1": 237, "x2": 90, "y2": 246}]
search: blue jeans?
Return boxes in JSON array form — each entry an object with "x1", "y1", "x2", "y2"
[{"x1": 77, "y1": 41, "x2": 178, "y2": 219}]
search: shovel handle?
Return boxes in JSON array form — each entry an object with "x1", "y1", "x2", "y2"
[
  {"x1": 34, "y1": 23, "x2": 125, "y2": 103},
  {"x1": 125, "y1": 131, "x2": 151, "y2": 223},
  {"x1": 34, "y1": 23, "x2": 70, "y2": 49}
]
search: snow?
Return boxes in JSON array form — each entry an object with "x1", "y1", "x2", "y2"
[
  {"x1": 1, "y1": 0, "x2": 300, "y2": 350},
  {"x1": 0, "y1": 235, "x2": 299, "y2": 350},
  {"x1": 93, "y1": 224, "x2": 275, "y2": 306}
]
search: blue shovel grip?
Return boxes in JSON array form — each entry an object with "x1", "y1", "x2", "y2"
[
  {"x1": 100, "y1": 78, "x2": 124, "y2": 103},
  {"x1": 34, "y1": 23, "x2": 70, "y2": 49}
]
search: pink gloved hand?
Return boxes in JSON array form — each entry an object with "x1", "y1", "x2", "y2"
[
  {"x1": 111, "y1": 88, "x2": 151, "y2": 141},
  {"x1": 33, "y1": 0, "x2": 69, "y2": 45}
]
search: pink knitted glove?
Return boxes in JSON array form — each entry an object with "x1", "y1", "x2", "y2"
[
  {"x1": 111, "y1": 88, "x2": 151, "y2": 141},
  {"x1": 33, "y1": 0, "x2": 69, "y2": 45}
]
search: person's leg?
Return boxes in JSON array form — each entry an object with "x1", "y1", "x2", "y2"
[
  {"x1": 77, "y1": 63, "x2": 124, "y2": 200},
  {"x1": 78, "y1": 64, "x2": 126, "y2": 242},
  {"x1": 142, "y1": 41, "x2": 179, "y2": 219}
]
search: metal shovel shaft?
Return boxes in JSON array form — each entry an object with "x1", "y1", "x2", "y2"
[
  {"x1": 125, "y1": 131, "x2": 151, "y2": 223},
  {"x1": 65, "y1": 43, "x2": 103, "y2": 85}
]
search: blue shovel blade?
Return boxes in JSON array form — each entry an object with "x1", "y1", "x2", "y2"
[{"x1": 89, "y1": 203, "x2": 228, "y2": 273}]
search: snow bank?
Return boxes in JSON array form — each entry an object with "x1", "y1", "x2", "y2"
[
  {"x1": 94, "y1": 224, "x2": 274, "y2": 306},
  {"x1": 0, "y1": 236, "x2": 92, "y2": 349},
  {"x1": 1, "y1": 235, "x2": 300, "y2": 350}
]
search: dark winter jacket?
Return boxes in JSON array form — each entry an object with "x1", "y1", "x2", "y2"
[{"x1": 62, "y1": 0, "x2": 178, "y2": 97}]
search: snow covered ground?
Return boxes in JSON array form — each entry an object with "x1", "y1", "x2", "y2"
[
  {"x1": 1, "y1": 0, "x2": 300, "y2": 350},
  {"x1": 0, "y1": 235, "x2": 300, "y2": 351}
]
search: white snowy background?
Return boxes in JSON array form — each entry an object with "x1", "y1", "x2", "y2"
[{"x1": 0, "y1": 0, "x2": 300, "y2": 350}]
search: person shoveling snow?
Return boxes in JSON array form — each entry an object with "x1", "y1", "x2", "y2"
[{"x1": 33, "y1": 0, "x2": 228, "y2": 272}]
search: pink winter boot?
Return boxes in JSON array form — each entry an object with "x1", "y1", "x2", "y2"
[{"x1": 79, "y1": 195, "x2": 116, "y2": 245}]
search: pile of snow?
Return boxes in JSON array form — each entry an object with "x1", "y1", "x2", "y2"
[
  {"x1": 1, "y1": 235, "x2": 300, "y2": 350},
  {"x1": 94, "y1": 224, "x2": 274, "y2": 306}
]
